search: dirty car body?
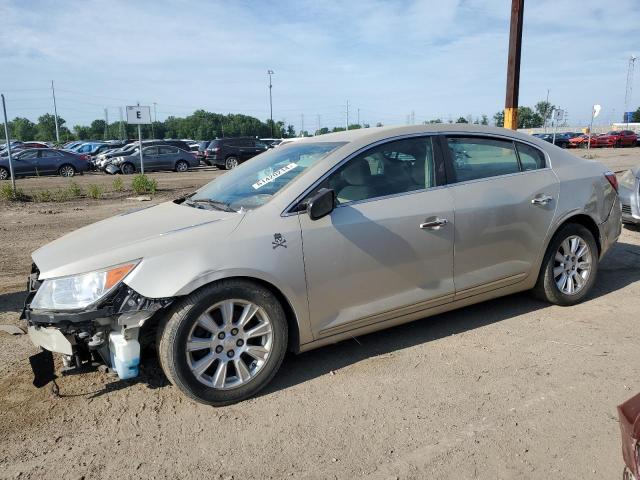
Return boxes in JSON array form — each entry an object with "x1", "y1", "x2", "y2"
[{"x1": 23, "y1": 125, "x2": 621, "y2": 405}]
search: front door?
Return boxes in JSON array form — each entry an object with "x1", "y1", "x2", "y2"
[
  {"x1": 13, "y1": 150, "x2": 39, "y2": 176},
  {"x1": 299, "y1": 136, "x2": 455, "y2": 339},
  {"x1": 443, "y1": 135, "x2": 559, "y2": 298}
]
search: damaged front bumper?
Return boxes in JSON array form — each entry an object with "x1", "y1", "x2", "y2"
[{"x1": 22, "y1": 264, "x2": 173, "y2": 381}]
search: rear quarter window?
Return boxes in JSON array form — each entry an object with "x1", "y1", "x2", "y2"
[{"x1": 515, "y1": 142, "x2": 546, "y2": 171}]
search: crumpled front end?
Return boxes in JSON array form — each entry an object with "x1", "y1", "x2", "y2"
[{"x1": 22, "y1": 262, "x2": 172, "y2": 382}]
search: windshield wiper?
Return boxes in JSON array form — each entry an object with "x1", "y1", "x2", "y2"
[{"x1": 186, "y1": 198, "x2": 237, "y2": 212}]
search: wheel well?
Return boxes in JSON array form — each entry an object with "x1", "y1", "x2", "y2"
[
  {"x1": 557, "y1": 214, "x2": 601, "y2": 255},
  {"x1": 195, "y1": 276, "x2": 300, "y2": 353},
  {"x1": 59, "y1": 163, "x2": 75, "y2": 171}
]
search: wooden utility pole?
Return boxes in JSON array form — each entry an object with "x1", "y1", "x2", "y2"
[{"x1": 504, "y1": 0, "x2": 524, "y2": 130}]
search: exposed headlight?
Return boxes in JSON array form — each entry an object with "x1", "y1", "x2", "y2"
[
  {"x1": 31, "y1": 261, "x2": 139, "y2": 311},
  {"x1": 112, "y1": 157, "x2": 124, "y2": 164}
]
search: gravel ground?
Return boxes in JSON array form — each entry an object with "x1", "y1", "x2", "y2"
[{"x1": 1, "y1": 149, "x2": 639, "y2": 479}]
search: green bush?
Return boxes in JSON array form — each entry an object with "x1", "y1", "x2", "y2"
[
  {"x1": 0, "y1": 183, "x2": 28, "y2": 201},
  {"x1": 112, "y1": 177, "x2": 125, "y2": 192},
  {"x1": 131, "y1": 174, "x2": 157, "y2": 195},
  {"x1": 87, "y1": 184, "x2": 103, "y2": 199},
  {"x1": 67, "y1": 181, "x2": 82, "y2": 198}
]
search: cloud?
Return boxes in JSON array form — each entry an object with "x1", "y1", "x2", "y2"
[{"x1": 0, "y1": 0, "x2": 638, "y2": 128}]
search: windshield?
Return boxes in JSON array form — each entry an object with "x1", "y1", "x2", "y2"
[{"x1": 189, "y1": 142, "x2": 345, "y2": 211}]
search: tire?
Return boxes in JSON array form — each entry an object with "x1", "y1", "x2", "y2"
[
  {"x1": 58, "y1": 164, "x2": 76, "y2": 177},
  {"x1": 225, "y1": 156, "x2": 238, "y2": 170},
  {"x1": 121, "y1": 163, "x2": 135, "y2": 175},
  {"x1": 157, "y1": 279, "x2": 288, "y2": 406},
  {"x1": 175, "y1": 160, "x2": 189, "y2": 173},
  {"x1": 532, "y1": 223, "x2": 598, "y2": 306},
  {"x1": 0, "y1": 167, "x2": 8, "y2": 180}
]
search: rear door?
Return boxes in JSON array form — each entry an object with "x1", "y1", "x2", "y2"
[{"x1": 442, "y1": 135, "x2": 559, "y2": 298}]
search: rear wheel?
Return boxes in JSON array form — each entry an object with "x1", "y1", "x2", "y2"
[
  {"x1": 532, "y1": 223, "x2": 598, "y2": 305},
  {"x1": 58, "y1": 164, "x2": 76, "y2": 177},
  {"x1": 225, "y1": 156, "x2": 238, "y2": 170},
  {"x1": 0, "y1": 167, "x2": 8, "y2": 180},
  {"x1": 157, "y1": 280, "x2": 288, "y2": 406},
  {"x1": 175, "y1": 160, "x2": 189, "y2": 172},
  {"x1": 121, "y1": 163, "x2": 135, "y2": 175}
]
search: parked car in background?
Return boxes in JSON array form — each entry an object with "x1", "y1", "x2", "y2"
[
  {"x1": 619, "y1": 167, "x2": 640, "y2": 225},
  {"x1": 196, "y1": 141, "x2": 211, "y2": 163},
  {"x1": 69, "y1": 142, "x2": 107, "y2": 155},
  {"x1": 260, "y1": 138, "x2": 283, "y2": 148},
  {"x1": 94, "y1": 140, "x2": 170, "y2": 170},
  {"x1": 534, "y1": 133, "x2": 570, "y2": 148},
  {"x1": 0, "y1": 148, "x2": 88, "y2": 179},
  {"x1": 606, "y1": 130, "x2": 638, "y2": 147},
  {"x1": 105, "y1": 145, "x2": 198, "y2": 174},
  {"x1": 23, "y1": 125, "x2": 621, "y2": 405},
  {"x1": 161, "y1": 139, "x2": 192, "y2": 152},
  {"x1": 22, "y1": 142, "x2": 49, "y2": 149},
  {"x1": 569, "y1": 134, "x2": 590, "y2": 148},
  {"x1": 204, "y1": 137, "x2": 268, "y2": 169}
]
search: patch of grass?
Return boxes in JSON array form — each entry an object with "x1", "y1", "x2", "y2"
[
  {"x1": 87, "y1": 184, "x2": 103, "y2": 199},
  {"x1": 67, "y1": 181, "x2": 83, "y2": 197},
  {"x1": 112, "y1": 176, "x2": 125, "y2": 192},
  {"x1": 33, "y1": 190, "x2": 54, "y2": 202},
  {"x1": 0, "y1": 183, "x2": 28, "y2": 201},
  {"x1": 131, "y1": 174, "x2": 157, "y2": 195}
]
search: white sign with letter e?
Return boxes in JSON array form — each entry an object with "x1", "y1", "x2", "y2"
[{"x1": 126, "y1": 105, "x2": 152, "y2": 124}]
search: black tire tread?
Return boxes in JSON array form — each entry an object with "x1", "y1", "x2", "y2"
[
  {"x1": 531, "y1": 223, "x2": 598, "y2": 306},
  {"x1": 157, "y1": 279, "x2": 287, "y2": 406}
]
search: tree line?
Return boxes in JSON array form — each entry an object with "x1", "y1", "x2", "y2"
[{"x1": 5, "y1": 99, "x2": 595, "y2": 143}]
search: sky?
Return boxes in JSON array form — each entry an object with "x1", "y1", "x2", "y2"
[{"x1": 1, "y1": 0, "x2": 639, "y2": 131}]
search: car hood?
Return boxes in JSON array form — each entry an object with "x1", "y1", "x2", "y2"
[{"x1": 32, "y1": 201, "x2": 244, "y2": 280}]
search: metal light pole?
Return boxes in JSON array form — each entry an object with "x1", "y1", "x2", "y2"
[
  {"x1": 267, "y1": 70, "x2": 274, "y2": 137},
  {"x1": 1, "y1": 94, "x2": 16, "y2": 195},
  {"x1": 503, "y1": 0, "x2": 524, "y2": 130},
  {"x1": 51, "y1": 81, "x2": 60, "y2": 143},
  {"x1": 137, "y1": 102, "x2": 144, "y2": 175}
]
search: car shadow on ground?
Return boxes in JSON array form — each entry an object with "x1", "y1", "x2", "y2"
[
  {"x1": 0, "y1": 290, "x2": 26, "y2": 315},
  {"x1": 259, "y1": 241, "x2": 640, "y2": 397}
]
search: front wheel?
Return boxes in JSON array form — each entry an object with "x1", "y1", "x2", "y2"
[
  {"x1": 58, "y1": 164, "x2": 76, "y2": 177},
  {"x1": 157, "y1": 280, "x2": 288, "y2": 406},
  {"x1": 121, "y1": 163, "x2": 135, "y2": 175},
  {"x1": 532, "y1": 223, "x2": 598, "y2": 305},
  {"x1": 0, "y1": 167, "x2": 8, "y2": 180}
]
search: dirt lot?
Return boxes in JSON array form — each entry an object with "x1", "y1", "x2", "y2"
[{"x1": 1, "y1": 149, "x2": 640, "y2": 479}]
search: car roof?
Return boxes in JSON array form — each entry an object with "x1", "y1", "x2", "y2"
[{"x1": 290, "y1": 124, "x2": 547, "y2": 147}]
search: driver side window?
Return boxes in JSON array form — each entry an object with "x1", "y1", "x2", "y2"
[{"x1": 319, "y1": 137, "x2": 435, "y2": 205}]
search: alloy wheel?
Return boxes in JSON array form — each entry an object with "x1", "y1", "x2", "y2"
[
  {"x1": 59, "y1": 165, "x2": 75, "y2": 177},
  {"x1": 185, "y1": 299, "x2": 273, "y2": 390},
  {"x1": 226, "y1": 157, "x2": 238, "y2": 169},
  {"x1": 0, "y1": 168, "x2": 8, "y2": 180},
  {"x1": 553, "y1": 235, "x2": 592, "y2": 295},
  {"x1": 176, "y1": 160, "x2": 188, "y2": 172}
]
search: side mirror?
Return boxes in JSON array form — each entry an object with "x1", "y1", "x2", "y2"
[{"x1": 306, "y1": 188, "x2": 335, "y2": 221}]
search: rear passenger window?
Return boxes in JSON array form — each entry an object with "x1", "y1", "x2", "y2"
[
  {"x1": 446, "y1": 137, "x2": 520, "y2": 182},
  {"x1": 516, "y1": 143, "x2": 545, "y2": 170}
]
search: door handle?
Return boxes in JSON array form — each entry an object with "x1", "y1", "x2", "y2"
[
  {"x1": 531, "y1": 195, "x2": 553, "y2": 206},
  {"x1": 420, "y1": 217, "x2": 449, "y2": 229}
]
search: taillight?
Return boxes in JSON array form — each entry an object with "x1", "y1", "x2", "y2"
[{"x1": 605, "y1": 171, "x2": 619, "y2": 193}]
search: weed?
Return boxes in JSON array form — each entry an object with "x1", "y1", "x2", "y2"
[
  {"x1": 87, "y1": 184, "x2": 103, "y2": 199},
  {"x1": 112, "y1": 176, "x2": 125, "y2": 192},
  {"x1": 131, "y1": 174, "x2": 157, "y2": 195},
  {"x1": 67, "y1": 181, "x2": 82, "y2": 197},
  {"x1": 0, "y1": 183, "x2": 28, "y2": 201}
]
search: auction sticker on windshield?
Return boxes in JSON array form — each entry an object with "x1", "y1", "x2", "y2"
[{"x1": 252, "y1": 163, "x2": 297, "y2": 189}]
